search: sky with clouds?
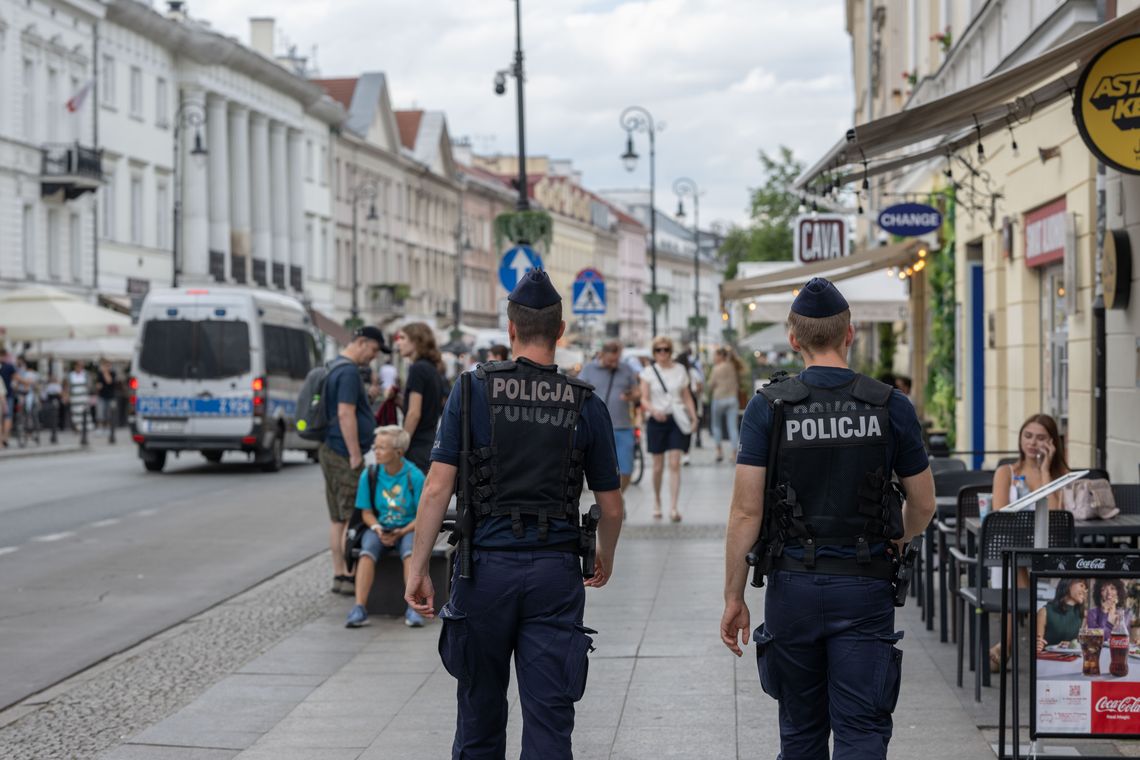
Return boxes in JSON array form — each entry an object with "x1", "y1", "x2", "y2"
[{"x1": 189, "y1": 0, "x2": 854, "y2": 229}]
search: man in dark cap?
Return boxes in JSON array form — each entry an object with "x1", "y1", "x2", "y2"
[
  {"x1": 720, "y1": 277, "x2": 935, "y2": 759},
  {"x1": 320, "y1": 325, "x2": 389, "y2": 595},
  {"x1": 405, "y1": 269, "x2": 624, "y2": 759}
]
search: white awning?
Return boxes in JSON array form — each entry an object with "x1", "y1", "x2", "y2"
[{"x1": 795, "y1": 6, "x2": 1140, "y2": 191}]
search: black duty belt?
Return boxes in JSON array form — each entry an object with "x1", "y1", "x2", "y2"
[
  {"x1": 773, "y1": 555, "x2": 895, "y2": 581},
  {"x1": 473, "y1": 541, "x2": 579, "y2": 554}
]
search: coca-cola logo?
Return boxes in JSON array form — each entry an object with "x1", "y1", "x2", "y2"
[
  {"x1": 1077, "y1": 558, "x2": 1108, "y2": 570},
  {"x1": 1095, "y1": 696, "x2": 1140, "y2": 714}
]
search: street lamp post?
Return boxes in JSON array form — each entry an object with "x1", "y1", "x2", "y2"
[
  {"x1": 673, "y1": 176, "x2": 700, "y2": 353},
  {"x1": 494, "y1": 0, "x2": 530, "y2": 211},
  {"x1": 619, "y1": 106, "x2": 661, "y2": 336},
  {"x1": 171, "y1": 100, "x2": 208, "y2": 288},
  {"x1": 349, "y1": 180, "x2": 378, "y2": 324},
  {"x1": 453, "y1": 180, "x2": 470, "y2": 339}
]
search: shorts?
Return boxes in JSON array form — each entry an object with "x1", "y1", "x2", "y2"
[
  {"x1": 319, "y1": 444, "x2": 363, "y2": 523},
  {"x1": 359, "y1": 528, "x2": 415, "y2": 562},
  {"x1": 646, "y1": 416, "x2": 691, "y2": 454},
  {"x1": 613, "y1": 428, "x2": 635, "y2": 476}
]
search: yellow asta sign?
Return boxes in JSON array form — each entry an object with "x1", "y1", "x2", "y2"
[{"x1": 1075, "y1": 34, "x2": 1140, "y2": 175}]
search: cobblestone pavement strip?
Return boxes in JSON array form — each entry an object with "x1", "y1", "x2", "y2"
[{"x1": 0, "y1": 551, "x2": 337, "y2": 760}]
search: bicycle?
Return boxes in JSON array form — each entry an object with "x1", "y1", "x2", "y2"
[
  {"x1": 630, "y1": 426, "x2": 645, "y2": 485},
  {"x1": 14, "y1": 395, "x2": 41, "y2": 448}
]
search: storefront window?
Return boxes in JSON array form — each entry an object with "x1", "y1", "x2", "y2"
[{"x1": 1041, "y1": 265, "x2": 1068, "y2": 431}]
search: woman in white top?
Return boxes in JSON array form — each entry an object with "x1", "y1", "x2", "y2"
[
  {"x1": 66, "y1": 361, "x2": 90, "y2": 432},
  {"x1": 639, "y1": 336, "x2": 698, "y2": 522}
]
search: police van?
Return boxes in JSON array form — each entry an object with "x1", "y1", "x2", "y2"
[{"x1": 129, "y1": 287, "x2": 321, "y2": 473}]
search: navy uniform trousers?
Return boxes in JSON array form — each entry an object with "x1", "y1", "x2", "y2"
[
  {"x1": 754, "y1": 570, "x2": 904, "y2": 760},
  {"x1": 438, "y1": 549, "x2": 595, "y2": 760}
]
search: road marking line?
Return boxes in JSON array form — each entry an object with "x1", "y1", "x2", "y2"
[
  {"x1": 31, "y1": 531, "x2": 76, "y2": 542},
  {"x1": 0, "y1": 546, "x2": 19, "y2": 557},
  {"x1": 90, "y1": 518, "x2": 121, "y2": 528}
]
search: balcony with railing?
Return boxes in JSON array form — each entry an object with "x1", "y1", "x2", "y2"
[{"x1": 41, "y1": 143, "x2": 103, "y2": 199}]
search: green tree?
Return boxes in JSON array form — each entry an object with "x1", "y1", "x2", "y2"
[{"x1": 721, "y1": 145, "x2": 805, "y2": 279}]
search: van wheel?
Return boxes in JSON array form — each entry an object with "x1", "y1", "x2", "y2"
[
  {"x1": 260, "y1": 432, "x2": 284, "y2": 473},
  {"x1": 142, "y1": 450, "x2": 167, "y2": 472},
  {"x1": 306, "y1": 449, "x2": 320, "y2": 463},
  {"x1": 202, "y1": 451, "x2": 223, "y2": 464}
]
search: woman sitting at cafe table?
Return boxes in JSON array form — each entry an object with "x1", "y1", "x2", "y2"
[
  {"x1": 1036, "y1": 578, "x2": 1088, "y2": 652},
  {"x1": 990, "y1": 413, "x2": 1072, "y2": 670}
]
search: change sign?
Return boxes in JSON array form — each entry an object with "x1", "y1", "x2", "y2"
[{"x1": 877, "y1": 203, "x2": 943, "y2": 237}]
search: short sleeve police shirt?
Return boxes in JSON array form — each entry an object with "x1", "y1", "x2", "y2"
[
  {"x1": 431, "y1": 367, "x2": 621, "y2": 548},
  {"x1": 737, "y1": 367, "x2": 928, "y2": 476}
]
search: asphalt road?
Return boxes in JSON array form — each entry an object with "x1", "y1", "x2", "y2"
[{"x1": 0, "y1": 441, "x2": 329, "y2": 711}]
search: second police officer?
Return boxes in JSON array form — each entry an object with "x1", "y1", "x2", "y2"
[
  {"x1": 405, "y1": 269, "x2": 624, "y2": 760},
  {"x1": 720, "y1": 278, "x2": 936, "y2": 759}
]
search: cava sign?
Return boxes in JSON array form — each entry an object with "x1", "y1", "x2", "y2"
[{"x1": 793, "y1": 214, "x2": 848, "y2": 265}]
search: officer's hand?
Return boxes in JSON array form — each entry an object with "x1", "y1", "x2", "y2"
[
  {"x1": 720, "y1": 598, "x2": 751, "y2": 657},
  {"x1": 404, "y1": 574, "x2": 436, "y2": 618},
  {"x1": 584, "y1": 553, "x2": 610, "y2": 588}
]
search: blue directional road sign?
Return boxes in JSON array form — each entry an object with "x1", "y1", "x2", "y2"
[
  {"x1": 572, "y1": 267, "x2": 606, "y2": 315},
  {"x1": 498, "y1": 245, "x2": 543, "y2": 292}
]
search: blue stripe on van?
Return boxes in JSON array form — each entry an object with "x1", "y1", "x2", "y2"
[{"x1": 136, "y1": 397, "x2": 254, "y2": 417}]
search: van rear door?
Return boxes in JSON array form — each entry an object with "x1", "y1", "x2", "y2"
[{"x1": 135, "y1": 301, "x2": 254, "y2": 440}]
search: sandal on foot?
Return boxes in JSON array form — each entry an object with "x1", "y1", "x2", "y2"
[
  {"x1": 652, "y1": 509, "x2": 663, "y2": 520},
  {"x1": 989, "y1": 649, "x2": 1004, "y2": 673},
  {"x1": 670, "y1": 511, "x2": 682, "y2": 523}
]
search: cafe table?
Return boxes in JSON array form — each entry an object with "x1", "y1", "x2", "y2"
[{"x1": 964, "y1": 513, "x2": 1140, "y2": 544}]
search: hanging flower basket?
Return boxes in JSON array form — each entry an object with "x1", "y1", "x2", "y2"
[
  {"x1": 493, "y1": 210, "x2": 553, "y2": 251},
  {"x1": 643, "y1": 292, "x2": 670, "y2": 313}
]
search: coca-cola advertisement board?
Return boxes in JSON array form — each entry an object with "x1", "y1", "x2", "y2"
[{"x1": 1033, "y1": 569, "x2": 1140, "y2": 739}]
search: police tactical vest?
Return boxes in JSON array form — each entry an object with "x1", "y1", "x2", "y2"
[
  {"x1": 469, "y1": 358, "x2": 591, "y2": 541},
  {"x1": 759, "y1": 372, "x2": 903, "y2": 568}
]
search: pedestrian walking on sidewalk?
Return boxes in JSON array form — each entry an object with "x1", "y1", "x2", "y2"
[
  {"x1": 67, "y1": 361, "x2": 90, "y2": 432},
  {"x1": 320, "y1": 326, "x2": 389, "y2": 596},
  {"x1": 721, "y1": 277, "x2": 936, "y2": 759},
  {"x1": 577, "y1": 340, "x2": 640, "y2": 493},
  {"x1": 639, "y1": 337, "x2": 697, "y2": 521},
  {"x1": 707, "y1": 347, "x2": 742, "y2": 462},
  {"x1": 95, "y1": 359, "x2": 117, "y2": 433},
  {"x1": 393, "y1": 322, "x2": 447, "y2": 474},
  {"x1": 404, "y1": 269, "x2": 624, "y2": 760}
]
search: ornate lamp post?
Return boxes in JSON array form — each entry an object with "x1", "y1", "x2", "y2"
[
  {"x1": 673, "y1": 176, "x2": 701, "y2": 353},
  {"x1": 619, "y1": 106, "x2": 662, "y2": 336},
  {"x1": 348, "y1": 180, "x2": 378, "y2": 325},
  {"x1": 171, "y1": 101, "x2": 208, "y2": 287}
]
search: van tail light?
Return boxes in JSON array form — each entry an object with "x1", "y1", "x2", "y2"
[
  {"x1": 132, "y1": 434, "x2": 145, "y2": 444},
  {"x1": 129, "y1": 376, "x2": 138, "y2": 409},
  {"x1": 252, "y1": 376, "x2": 266, "y2": 415},
  {"x1": 241, "y1": 435, "x2": 257, "y2": 445}
]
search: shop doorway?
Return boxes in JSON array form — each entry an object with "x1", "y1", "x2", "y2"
[
  {"x1": 966, "y1": 241, "x2": 984, "y2": 469},
  {"x1": 1041, "y1": 265, "x2": 1069, "y2": 434}
]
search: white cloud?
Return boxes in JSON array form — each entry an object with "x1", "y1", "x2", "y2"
[{"x1": 186, "y1": 0, "x2": 854, "y2": 227}]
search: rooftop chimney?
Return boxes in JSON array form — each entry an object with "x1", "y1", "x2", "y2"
[
  {"x1": 249, "y1": 17, "x2": 275, "y2": 59},
  {"x1": 166, "y1": 1, "x2": 186, "y2": 21}
]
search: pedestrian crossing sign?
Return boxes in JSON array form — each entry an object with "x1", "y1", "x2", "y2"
[{"x1": 572, "y1": 268, "x2": 606, "y2": 315}]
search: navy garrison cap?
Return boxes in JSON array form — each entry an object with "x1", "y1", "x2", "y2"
[
  {"x1": 790, "y1": 277, "x2": 849, "y2": 318},
  {"x1": 508, "y1": 269, "x2": 561, "y2": 309}
]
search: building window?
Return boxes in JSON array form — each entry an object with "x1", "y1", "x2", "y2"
[
  {"x1": 130, "y1": 176, "x2": 143, "y2": 244},
  {"x1": 306, "y1": 219, "x2": 314, "y2": 272},
  {"x1": 156, "y1": 77, "x2": 168, "y2": 127},
  {"x1": 22, "y1": 205, "x2": 35, "y2": 279},
  {"x1": 47, "y1": 67, "x2": 59, "y2": 142},
  {"x1": 47, "y1": 209, "x2": 61, "y2": 280},
  {"x1": 1042, "y1": 265, "x2": 1070, "y2": 429},
  {"x1": 101, "y1": 166, "x2": 115, "y2": 240},
  {"x1": 101, "y1": 54, "x2": 115, "y2": 107},
  {"x1": 69, "y1": 76, "x2": 81, "y2": 142},
  {"x1": 129, "y1": 67, "x2": 142, "y2": 117},
  {"x1": 319, "y1": 146, "x2": 327, "y2": 185},
  {"x1": 156, "y1": 180, "x2": 169, "y2": 249},
  {"x1": 320, "y1": 224, "x2": 329, "y2": 280},
  {"x1": 22, "y1": 58, "x2": 35, "y2": 139},
  {"x1": 69, "y1": 214, "x2": 81, "y2": 282},
  {"x1": 305, "y1": 139, "x2": 314, "y2": 181}
]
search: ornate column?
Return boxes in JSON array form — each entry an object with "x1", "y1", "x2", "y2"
[
  {"x1": 250, "y1": 112, "x2": 272, "y2": 286},
  {"x1": 181, "y1": 87, "x2": 210, "y2": 283},
  {"x1": 287, "y1": 128, "x2": 306, "y2": 293},
  {"x1": 269, "y1": 121, "x2": 289, "y2": 289},
  {"x1": 228, "y1": 105, "x2": 251, "y2": 284},
  {"x1": 206, "y1": 94, "x2": 231, "y2": 282}
]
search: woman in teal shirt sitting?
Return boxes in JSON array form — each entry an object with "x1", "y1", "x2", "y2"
[{"x1": 1036, "y1": 579, "x2": 1088, "y2": 652}]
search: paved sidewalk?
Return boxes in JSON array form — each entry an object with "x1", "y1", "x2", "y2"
[
  {"x1": 99, "y1": 448, "x2": 994, "y2": 760},
  {"x1": 0, "y1": 428, "x2": 123, "y2": 459}
]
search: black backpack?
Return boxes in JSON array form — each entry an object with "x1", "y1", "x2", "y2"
[{"x1": 295, "y1": 357, "x2": 353, "y2": 441}]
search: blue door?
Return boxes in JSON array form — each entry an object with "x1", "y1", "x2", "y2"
[{"x1": 970, "y1": 265, "x2": 985, "y2": 470}]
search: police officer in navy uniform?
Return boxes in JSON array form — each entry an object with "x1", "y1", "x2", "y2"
[
  {"x1": 405, "y1": 269, "x2": 624, "y2": 760},
  {"x1": 720, "y1": 278, "x2": 936, "y2": 759}
]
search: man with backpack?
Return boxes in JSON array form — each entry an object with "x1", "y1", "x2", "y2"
[{"x1": 314, "y1": 326, "x2": 388, "y2": 595}]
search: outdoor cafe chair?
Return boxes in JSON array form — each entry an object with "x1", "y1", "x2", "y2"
[
  {"x1": 939, "y1": 484, "x2": 988, "y2": 644},
  {"x1": 952, "y1": 509, "x2": 1075, "y2": 702},
  {"x1": 920, "y1": 470, "x2": 994, "y2": 630},
  {"x1": 930, "y1": 457, "x2": 967, "y2": 476},
  {"x1": 1113, "y1": 484, "x2": 1140, "y2": 515}
]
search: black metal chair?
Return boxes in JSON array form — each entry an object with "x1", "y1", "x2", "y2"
[
  {"x1": 995, "y1": 456, "x2": 1018, "y2": 468},
  {"x1": 952, "y1": 509, "x2": 1075, "y2": 702},
  {"x1": 921, "y1": 470, "x2": 994, "y2": 631},
  {"x1": 938, "y1": 484, "x2": 988, "y2": 644},
  {"x1": 930, "y1": 457, "x2": 967, "y2": 476},
  {"x1": 1113, "y1": 484, "x2": 1140, "y2": 514}
]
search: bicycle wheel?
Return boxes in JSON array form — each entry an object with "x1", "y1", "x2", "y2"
[{"x1": 630, "y1": 442, "x2": 644, "y2": 485}]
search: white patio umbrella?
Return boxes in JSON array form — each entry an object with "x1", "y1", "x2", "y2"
[
  {"x1": 26, "y1": 336, "x2": 135, "y2": 362},
  {"x1": 0, "y1": 286, "x2": 135, "y2": 342}
]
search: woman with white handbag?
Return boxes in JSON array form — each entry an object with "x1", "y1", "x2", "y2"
[{"x1": 639, "y1": 336, "x2": 699, "y2": 522}]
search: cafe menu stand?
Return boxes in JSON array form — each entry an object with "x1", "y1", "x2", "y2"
[{"x1": 999, "y1": 547, "x2": 1140, "y2": 760}]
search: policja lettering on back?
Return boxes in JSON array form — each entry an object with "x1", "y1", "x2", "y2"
[
  {"x1": 720, "y1": 277, "x2": 937, "y2": 760},
  {"x1": 403, "y1": 267, "x2": 624, "y2": 760}
]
